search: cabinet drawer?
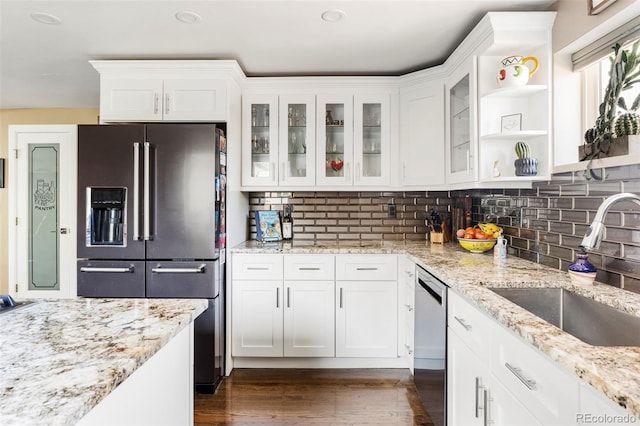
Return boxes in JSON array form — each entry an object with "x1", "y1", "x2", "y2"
[
  {"x1": 491, "y1": 322, "x2": 579, "y2": 425},
  {"x1": 336, "y1": 255, "x2": 397, "y2": 281},
  {"x1": 284, "y1": 255, "x2": 334, "y2": 280},
  {"x1": 447, "y1": 291, "x2": 492, "y2": 362},
  {"x1": 232, "y1": 254, "x2": 283, "y2": 280}
]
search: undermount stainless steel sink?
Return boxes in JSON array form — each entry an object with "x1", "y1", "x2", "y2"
[{"x1": 488, "y1": 287, "x2": 640, "y2": 347}]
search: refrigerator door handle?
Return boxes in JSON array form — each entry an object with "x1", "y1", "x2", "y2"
[
  {"x1": 133, "y1": 142, "x2": 140, "y2": 241},
  {"x1": 143, "y1": 142, "x2": 151, "y2": 241},
  {"x1": 80, "y1": 266, "x2": 134, "y2": 273},
  {"x1": 151, "y1": 264, "x2": 206, "y2": 274}
]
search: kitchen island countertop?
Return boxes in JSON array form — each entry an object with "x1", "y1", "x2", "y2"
[
  {"x1": 232, "y1": 240, "x2": 640, "y2": 418},
  {"x1": 0, "y1": 297, "x2": 207, "y2": 425}
]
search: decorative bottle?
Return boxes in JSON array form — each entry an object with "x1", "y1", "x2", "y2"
[
  {"x1": 568, "y1": 251, "x2": 597, "y2": 285},
  {"x1": 282, "y1": 204, "x2": 293, "y2": 240}
]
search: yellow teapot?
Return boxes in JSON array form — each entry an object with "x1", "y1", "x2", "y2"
[{"x1": 497, "y1": 55, "x2": 539, "y2": 87}]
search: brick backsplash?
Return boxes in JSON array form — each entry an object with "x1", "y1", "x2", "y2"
[{"x1": 247, "y1": 163, "x2": 640, "y2": 294}]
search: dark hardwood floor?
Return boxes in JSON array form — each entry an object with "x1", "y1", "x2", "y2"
[{"x1": 194, "y1": 369, "x2": 434, "y2": 425}]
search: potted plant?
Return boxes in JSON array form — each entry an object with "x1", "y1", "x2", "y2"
[
  {"x1": 580, "y1": 40, "x2": 640, "y2": 179},
  {"x1": 514, "y1": 141, "x2": 538, "y2": 176}
]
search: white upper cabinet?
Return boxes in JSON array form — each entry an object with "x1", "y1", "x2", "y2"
[
  {"x1": 241, "y1": 87, "x2": 393, "y2": 190},
  {"x1": 316, "y1": 94, "x2": 354, "y2": 186},
  {"x1": 90, "y1": 60, "x2": 237, "y2": 123},
  {"x1": 443, "y1": 11, "x2": 555, "y2": 188},
  {"x1": 242, "y1": 95, "x2": 279, "y2": 186},
  {"x1": 445, "y1": 59, "x2": 478, "y2": 185},
  {"x1": 279, "y1": 94, "x2": 316, "y2": 187},
  {"x1": 241, "y1": 94, "x2": 316, "y2": 187},
  {"x1": 353, "y1": 94, "x2": 391, "y2": 186},
  {"x1": 399, "y1": 78, "x2": 445, "y2": 187},
  {"x1": 316, "y1": 93, "x2": 391, "y2": 187}
]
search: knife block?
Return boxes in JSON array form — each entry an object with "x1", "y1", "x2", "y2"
[{"x1": 429, "y1": 223, "x2": 449, "y2": 244}]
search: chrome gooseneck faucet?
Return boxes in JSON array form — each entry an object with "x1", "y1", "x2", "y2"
[{"x1": 580, "y1": 193, "x2": 640, "y2": 251}]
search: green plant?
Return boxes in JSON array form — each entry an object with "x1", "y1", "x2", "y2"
[
  {"x1": 582, "y1": 40, "x2": 640, "y2": 179},
  {"x1": 614, "y1": 112, "x2": 640, "y2": 136},
  {"x1": 515, "y1": 141, "x2": 530, "y2": 159}
]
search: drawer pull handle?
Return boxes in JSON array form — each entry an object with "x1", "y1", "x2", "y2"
[
  {"x1": 151, "y1": 264, "x2": 205, "y2": 274},
  {"x1": 276, "y1": 287, "x2": 280, "y2": 308},
  {"x1": 298, "y1": 267, "x2": 321, "y2": 271},
  {"x1": 80, "y1": 266, "x2": 133, "y2": 273},
  {"x1": 247, "y1": 267, "x2": 269, "y2": 270},
  {"x1": 454, "y1": 316, "x2": 472, "y2": 331},
  {"x1": 339, "y1": 288, "x2": 343, "y2": 308},
  {"x1": 356, "y1": 267, "x2": 378, "y2": 271},
  {"x1": 505, "y1": 362, "x2": 536, "y2": 390}
]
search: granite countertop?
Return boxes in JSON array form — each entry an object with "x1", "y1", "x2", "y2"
[
  {"x1": 0, "y1": 298, "x2": 208, "y2": 425},
  {"x1": 232, "y1": 240, "x2": 640, "y2": 418}
]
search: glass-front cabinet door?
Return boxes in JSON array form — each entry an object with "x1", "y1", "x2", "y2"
[
  {"x1": 278, "y1": 94, "x2": 316, "y2": 186},
  {"x1": 354, "y1": 94, "x2": 390, "y2": 186},
  {"x1": 316, "y1": 94, "x2": 353, "y2": 186},
  {"x1": 242, "y1": 95, "x2": 279, "y2": 187},
  {"x1": 446, "y1": 58, "x2": 477, "y2": 184}
]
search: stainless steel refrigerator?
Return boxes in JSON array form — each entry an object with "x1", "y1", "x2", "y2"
[{"x1": 76, "y1": 123, "x2": 226, "y2": 392}]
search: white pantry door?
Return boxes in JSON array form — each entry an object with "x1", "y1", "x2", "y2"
[{"x1": 8, "y1": 125, "x2": 77, "y2": 298}]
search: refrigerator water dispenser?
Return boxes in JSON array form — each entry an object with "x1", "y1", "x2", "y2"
[{"x1": 86, "y1": 187, "x2": 127, "y2": 246}]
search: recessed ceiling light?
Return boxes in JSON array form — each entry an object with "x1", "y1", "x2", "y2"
[
  {"x1": 30, "y1": 12, "x2": 62, "y2": 25},
  {"x1": 175, "y1": 11, "x2": 202, "y2": 24},
  {"x1": 321, "y1": 9, "x2": 346, "y2": 23}
]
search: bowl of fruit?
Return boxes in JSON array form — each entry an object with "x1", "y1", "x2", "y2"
[{"x1": 455, "y1": 223, "x2": 503, "y2": 253}]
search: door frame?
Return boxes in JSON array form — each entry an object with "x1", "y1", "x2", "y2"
[{"x1": 8, "y1": 125, "x2": 77, "y2": 298}]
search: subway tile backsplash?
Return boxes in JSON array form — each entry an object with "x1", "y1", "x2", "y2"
[{"x1": 248, "y1": 163, "x2": 640, "y2": 294}]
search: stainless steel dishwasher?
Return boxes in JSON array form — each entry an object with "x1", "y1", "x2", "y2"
[{"x1": 415, "y1": 265, "x2": 447, "y2": 426}]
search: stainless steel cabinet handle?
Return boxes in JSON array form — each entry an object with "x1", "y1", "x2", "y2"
[
  {"x1": 505, "y1": 362, "x2": 536, "y2": 390},
  {"x1": 133, "y1": 142, "x2": 140, "y2": 241},
  {"x1": 339, "y1": 288, "x2": 343, "y2": 308},
  {"x1": 298, "y1": 267, "x2": 321, "y2": 271},
  {"x1": 483, "y1": 389, "x2": 490, "y2": 426},
  {"x1": 454, "y1": 316, "x2": 472, "y2": 331},
  {"x1": 151, "y1": 264, "x2": 205, "y2": 274},
  {"x1": 475, "y1": 377, "x2": 483, "y2": 418},
  {"x1": 287, "y1": 287, "x2": 291, "y2": 308},
  {"x1": 276, "y1": 287, "x2": 280, "y2": 308},
  {"x1": 165, "y1": 94, "x2": 170, "y2": 115},
  {"x1": 356, "y1": 267, "x2": 378, "y2": 271},
  {"x1": 246, "y1": 266, "x2": 269, "y2": 271},
  {"x1": 143, "y1": 142, "x2": 151, "y2": 241},
  {"x1": 80, "y1": 266, "x2": 133, "y2": 273},
  {"x1": 154, "y1": 93, "x2": 159, "y2": 114}
]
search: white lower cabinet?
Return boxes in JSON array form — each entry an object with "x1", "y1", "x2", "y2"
[
  {"x1": 448, "y1": 290, "x2": 639, "y2": 426},
  {"x1": 231, "y1": 253, "x2": 398, "y2": 360},
  {"x1": 335, "y1": 280, "x2": 398, "y2": 358},
  {"x1": 231, "y1": 280, "x2": 283, "y2": 357},
  {"x1": 284, "y1": 280, "x2": 335, "y2": 357}
]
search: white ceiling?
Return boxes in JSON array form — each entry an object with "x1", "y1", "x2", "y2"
[{"x1": 0, "y1": 0, "x2": 555, "y2": 109}]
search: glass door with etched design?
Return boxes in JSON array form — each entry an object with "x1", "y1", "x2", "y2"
[{"x1": 10, "y1": 126, "x2": 76, "y2": 298}]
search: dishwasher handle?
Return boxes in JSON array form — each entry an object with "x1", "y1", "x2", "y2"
[{"x1": 418, "y1": 277, "x2": 443, "y2": 305}]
